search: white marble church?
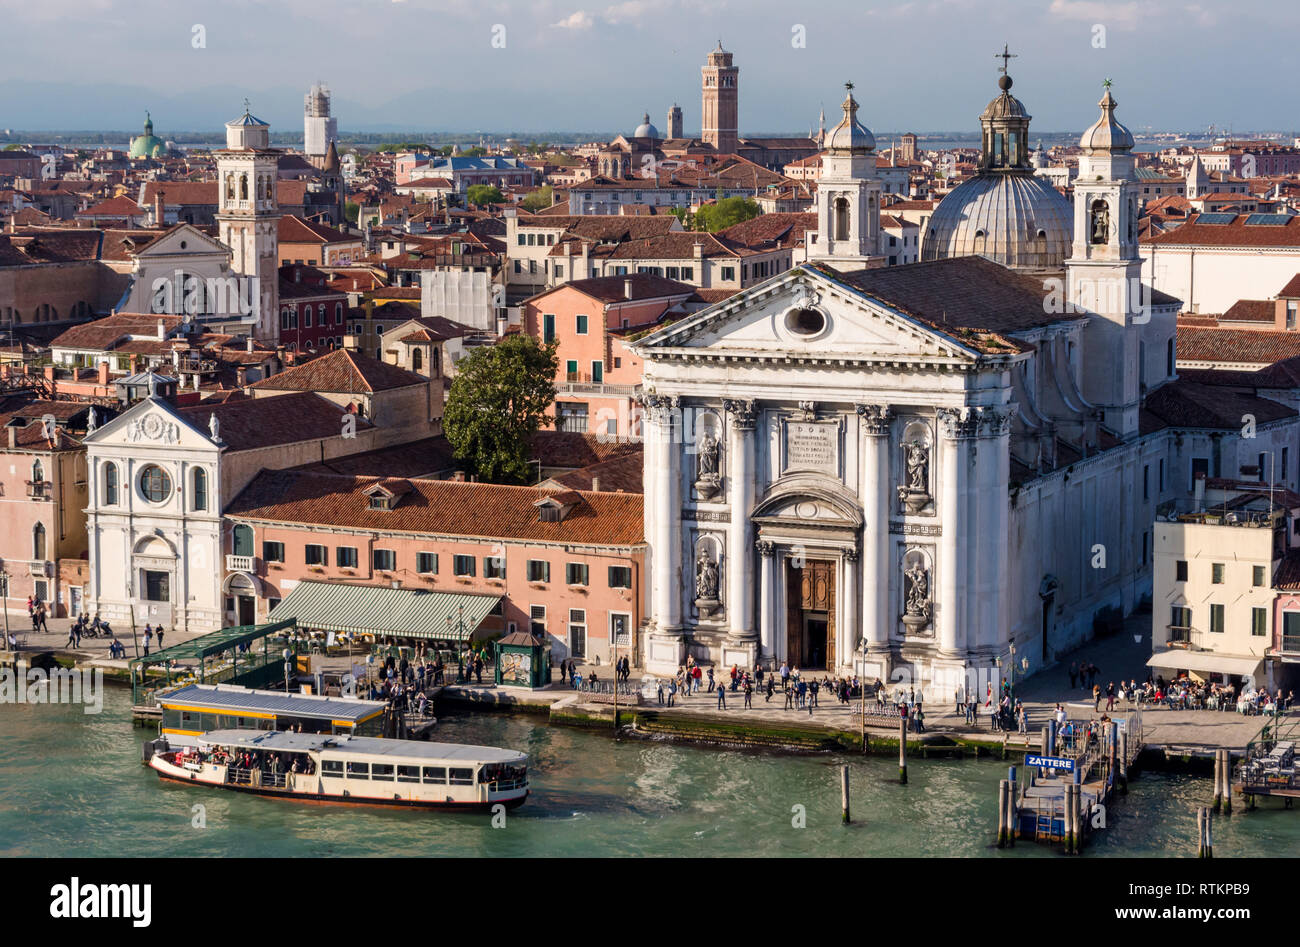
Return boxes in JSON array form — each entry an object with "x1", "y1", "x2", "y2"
[{"x1": 629, "y1": 70, "x2": 1300, "y2": 691}]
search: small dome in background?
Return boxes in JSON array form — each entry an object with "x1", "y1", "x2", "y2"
[{"x1": 633, "y1": 113, "x2": 660, "y2": 139}]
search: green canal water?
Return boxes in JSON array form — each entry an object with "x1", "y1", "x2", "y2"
[{"x1": 2, "y1": 686, "x2": 1297, "y2": 857}]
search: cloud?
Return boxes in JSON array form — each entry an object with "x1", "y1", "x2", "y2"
[
  {"x1": 552, "y1": 10, "x2": 595, "y2": 29},
  {"x1": 602, "y1": 0, "x2": 673, "y2": 24},
  {"x1": 1047, "y1": 0, "x2": 1141, "y2": 29}
]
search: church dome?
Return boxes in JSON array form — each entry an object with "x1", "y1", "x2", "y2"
[
  {"x1": 1078, "y1": 86, "x2": 1134, "y2": 154},
  {"x1": 129, "y1": 111, "x2": 166, "y2": 159},
  {"x1": 633, "y1": 113, "x2": 660, "y2": 139},
  {"x1": 979, "y1": 75, "x2": 1030, "y2": 122},
  {"x1": 825, "y1": 85, "x2": 875, "y2": 155},
  {"x1": 922, "y1": 165, "x2": 1072, "y2": 270}
]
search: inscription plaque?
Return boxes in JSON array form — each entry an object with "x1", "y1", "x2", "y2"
[{"x1": 784, "y1": 420, "x2": 839, "y2": 475}]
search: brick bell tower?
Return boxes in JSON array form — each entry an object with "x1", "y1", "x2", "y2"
[{"x1": 701, "y1": 41, "x2": 739, "y2": 154}]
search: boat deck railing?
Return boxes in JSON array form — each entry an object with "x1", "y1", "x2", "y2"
[{"x1": 226, "y1": 766, "x2": 288, "y2": 790}]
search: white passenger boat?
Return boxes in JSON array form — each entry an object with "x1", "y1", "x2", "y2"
[{"x1": 148, "y1": 728, "x2": 528, "y2": 810}]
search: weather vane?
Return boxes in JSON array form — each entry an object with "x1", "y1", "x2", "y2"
[
  {"x1": 243, "y1": 97, "x2": 251, "y2": 112},
  {"x1": 1103, "y1": 77, "x2": 1113, "y2": 90},
  {"x1": 995, "y1": 44, "x2": 1017, "y2": 76},
  {"x1": 845, "y1": 81, "x2": 854, "y2": 92}
]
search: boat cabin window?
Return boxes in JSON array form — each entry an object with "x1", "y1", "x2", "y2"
[
  {"x1": 397, "y1": 765, "x2": 421, "y2": 783},
  {"x1": 371, "y1": 764, "x2": 394, "y2": 781},
  {"x1": 449, "y1": 767, "x2": 474, "y2": 786},
  {"x1": 346, "y1": 762, "x2": 369, "y2": 779},
  {"x1": 422, "y1": 766, "x2": 447, "y2": 784},
  {"x1": 321, "y1": 760, "x2": 344, "y2": 776}
]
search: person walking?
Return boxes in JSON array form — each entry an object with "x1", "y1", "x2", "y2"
[
  {"x1": 1069, "y1": 661, "x2": 1078, "y2": 689},
  {"x1": 743, "y1": 680, "x2": 753, "y2": 709},
  {"x1": 809, "y1": 679, "x2": 819, "y2": 709},
  {"x1": 765, "y1": 676, "x2": 774, "y2": 703},
  {"x1": 1093, "y1": 683, "x2": 1102, "y2": 712},
  {"x1": 1105, "y1": 681, "x2": 1116, "y2": 712},
  {"x1": 143, "y1": 624, "x2": 153, "y2": 657},
  {"x1": 783, "y1": 683, "x2": 794, "y2": 710},
  {"x1": 717, "y1": 682, "x2": 727, "y2": 710},
  {"x1": 656, "y1": 679, "x2": 664, "y2": 705},
  {"x1": 156, "y1": 626, "x2": 165, "y2": 651},
  {"x1": 667, "y1": 678, "x2": 677, "y2": 707},
  {"x1": 1017, "y1": 702, "x2": 1028, "y2": 734},
  {"x1": 780, "y1": 662, "x2": 790, "y2": 689},
  {"x1": 707, "y1": 667, "x2": 715, "y2": 692},
  {"x1": 693, "y1": 664, "x2": 703, "y2": 695},
  {"x1": 915, "y1": 706, "x2": 926, "y2": 733}
]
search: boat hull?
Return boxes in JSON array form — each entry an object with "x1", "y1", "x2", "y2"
[{"x1": 149, "y1": 754, "x2": 527, "y2": 812}]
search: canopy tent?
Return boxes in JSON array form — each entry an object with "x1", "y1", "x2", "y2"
[
  {"x1": 133, "y1": 618, "x2": 297, "y2": 668},
  {"x1": 269, "y1": 581, "x2": 501, "y2": 641},
  {"x1": 1146, "y1": 649, "x2": 1265, "y2": 681}
]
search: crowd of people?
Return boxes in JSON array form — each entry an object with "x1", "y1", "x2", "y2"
[{"x1": 175, "y1": 744, "x2": 316, "y2": 782}]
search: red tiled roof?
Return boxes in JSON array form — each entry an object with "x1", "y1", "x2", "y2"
[
  {"x1": 278, "y1": 215, "x2": 353, "y2": 245},
  {"x1": 1142, "y1": 377, "x2": 1294, "y2": 428},
  {"x1": 528, "y1": 273, "x2": 697, "y2": 306},
  {"x1": 176, "y1": 390, "x2": 373, "y2": 453},
  {"x1": 530, "y1": 430, "x2": 641, "y2": 468},
  {"x1": 225, "y1": 468, "x2": 645, "y2": 546},
  {"x1": 77, "y1": 195, "x2": 146, "y2": 218},
  {"x1": 50, "y1": 313, "x2": 183, "y2": 351},
  {"x1": 1222, "y1": 299, "x2": 1276, "y2": 323},
  {"x1": 1143, "y1": 213, "x2": 1300, "y2": 248},
  {"x1": 544, "y1": 449, "x2": 644, "y2": 494},
  {"x1": 1177, "y1": 326, "x2": 1300, "y2": 365},
  {"x1": 1277, "y1": 274, "x2": 1300, "y2": 297},
  {"x1": 250, "y1": 348, "x2": 426, "y2": 394}
]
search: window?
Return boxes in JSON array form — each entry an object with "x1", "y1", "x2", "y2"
[
  {"x1": 32, "y1": 523, "x2": 46, "y2": 560},
  {"x1": 1142, "y1": 465, "x2": 1149, "y2": 501},
  {"x1": 453, "y1": 554, "x2": 475, "y2": 576},
  {"x1": 397, "y1": 765, "x2": 420, "y2": 783},
  {"x1": 1170, "y1": 605, "x2": 1191, "y2": 631},
  {"x1": 346, "y1": 762, "x2": 369, "y2": 779},
  {"x1": 373, "y1": 548, "x2": 396, "y2": 571},
  {"x1": 1252, "y1": 608, "x2": 1268, "y2": 637},
  {"x1": 568, "y1": 608, "x2": 587, "y2": 658},
  {"x1": 192, "y1": 468, "x2": 207, "y2": 512},
  {"x1": 527, "y1": 560, "x2": 550, "y2": 583},
  {"x1": 1209, "y1": 604, "x2": 1225, "y2": 634},
  {"x1": 305, "y1": 544, "x2": 327, "y2": 566},
  {"x1": 1159, "y1": 458, "x2": 1166, "y2": 491},
  {"x1": 566, "y1": 562, "x2": 589, "y2": 586},
  {"x1": 233, "y1": 525, "x2": 254, "y2": 558},
  {"x1": 370, "y1": 764, "x2": 394, "y2": 782},
  {"x1": 1284, "y1": 448, "x2": 1290, "y2": 482},
  {"x1": 422, "y1": 766, "x2": 447, "y2": 784},
  {"x1": 1211, "y1": 563, "x2": 1225, "y2": 584},
  {"x1": 449, "y1": 768, "x2": 474, "y2": 786},
  {"x1": 530, "y1": 604, "x2": 546, "y2": 637},
  {"x1": 321, "y1": 760, "x2": 344, "y2": 777},
  {"x1": 335, "y1": 303, "x2": 343, "y2": 324},
  {"x1": 139, "y1": 464, "x2": 172, "y2": 503},
  {"x1": 543, "y1": 314, "x2": 556, "y2": 343},
  {"x1": 417, "y1": 552, "x2": 438, "y2": 575},
  {"x1": 104, "y1": 462, "x2": 119, "y2": 506},
  {"x1": 566, "y1": 359, "x2": 578, "y2": 379},
  {"x1": 143, "y1": 569, "x2": 169, "y2": 603},
  {"x1": 1253, "y1": 565, "x2": 1266, "y2": 587},
  {"x1": 1175, "y1": 560, "x2": 1188, "y2": 582},
  {"x1": 721, "y1": 266, "x2": 736, "y2": 282},
  {"x1": 576, "y1": 314, "x2": 588, "y2": 334},
  {"x1": 263, "y1": 541, "x2": 285, "y2": 563},
  {"x1": 336, "y1": 546, "x2": 358, "y2": 569},
  {"x1": 485, "y1": 555, "x2": 506, "y2": 579},
  {"x1": 608, "y1": 565, "x2": 632, "y2": 588},
  {"x1": 304, "y1": 307, "x2": 312, "y2": 328},
  {"x1": 591, "y1": 361, "x2": 603, "y2": 383}
]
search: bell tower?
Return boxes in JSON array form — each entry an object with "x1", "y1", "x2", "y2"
[
  {"x1": 215, "y1": 102, "x2": 281, "y2": 341},
  {"x1": 701, "y1": 41, "x2": 739, "y2": 154},
  {"x1": 807, "y1": 83, "x2": 882, "y2": 271},
  {"x1": 1068, "y1": 82, "x2": 1144, "y2": 439}
]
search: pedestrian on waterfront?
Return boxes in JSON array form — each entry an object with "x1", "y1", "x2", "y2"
[
  {"x1": 989, "y1": 700, "x2": 1000, "y2": 731},
  {"x1": 156, "y1": 627, "x2": 164, "y2": 650},
  {"x1": 667, "y1": 678, "x2": 677, "y2": 707},
  {"x1": 780, "y1": 662, "x2": 790, "y2": 688},
  {"x1": 65, "y1": 623, "x2": 77, "y2": 648},
  {"x1": 656, "y1": 680, "x2": 664, "y2": 705},
  {"x1": 765, "y1": 676, "x2": 774, "y2": 703},
  {"x1": 783, "y1": 684, "x2": 794, "y2": 710},
  {"x1": 915, "y1": 706, "x2": 926, "y2": 733},
  {"x1": 1093, "y1": 683, "x2": 1101, "y2": 712},
  {"x1": 964, "y1": 695, "x2": 976, "y2": 725},
  {"x1": 38, "y1": 604, "x2": 48, "y2": 633},
  {"x1": 693, "y1": 664, "x2": 703, "y2": 694},
  {"x1": 809, "y1": 679, "x2": 819, "y2": 708},
  {"x1": 707, "y1": 667, "x2": 715, "y2": 692},
  {"x1": 143, "y1": 624, "x2": 153, "y2": 656},
  {"x1": 560, "y1": 660, "x2": 568, "y2": 684},
  {"x1": 717, "y1": 683, "x2": 727, "y2": 710},
  {"x1": 1105, "y1": 681, "x2": 1116, "y2": 712},
  {"x1": 756, "y1": 665, "x2": 765, "y2": 688},
  {"x1": 474, "y1": 655, "x2": 483, "y2": 685}
]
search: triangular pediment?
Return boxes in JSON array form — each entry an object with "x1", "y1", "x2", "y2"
[
  {"x1": 83, "y1": 396, "x2": 218, "y2": 452},
  {"x1": 632, "y1": 266, "x2": 981, "y2": 364},
  {"x1": 132, "y1": 223, "x2": 229, "y2": 261}
]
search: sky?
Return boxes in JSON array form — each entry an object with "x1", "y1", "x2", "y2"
[{"x1": 0, "y1": 0, "x2": 1292, "y2": 136}]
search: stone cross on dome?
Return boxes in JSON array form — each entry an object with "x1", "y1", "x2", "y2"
[{"x1": 995, "y1": 44, "x2": 1017, "y2": 77}]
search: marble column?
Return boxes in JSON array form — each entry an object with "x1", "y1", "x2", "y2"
[
  {"x1": 757, "y1": 540, "x2": 776, "y2": 659},
  {"x1": 840, "y1": 547, "x2": 859, "y2": 669},
  {"x1": 856, "y1": 404, "x2": 892, "y2": 655},
  {"x1": 725, "y1": 399, "x2": 757, "y2": 639},
  {"x1": 937, "y1": 408, "x2": 973, "y2": 656},
  {"x1": 649, "y1": 395, "x2": 682, "y2": 635},
  {"x1": 978, "y1": 406, "x2": 1013, "y2": 654}
]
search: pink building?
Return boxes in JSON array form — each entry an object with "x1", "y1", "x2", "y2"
[
  {"x1": 223, "y1": 470, "x2": 645, "y2": 665},
  {"x1": 524, "y1": 274, "x2": 698, "y2": 439}
]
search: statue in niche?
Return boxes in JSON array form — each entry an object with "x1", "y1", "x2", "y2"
[
  {"x1": 902, "y1": 554, "x2": 932, "y2": 631},
  {"x1": 694, "y1": 549, "x2": 721, "y2": 619},
  {"x1": 694, "y1": 429, "x2": 722, "y2": 499},
  {"x1": 897, "y1": 438, "x2": 933, "y2": 514}
]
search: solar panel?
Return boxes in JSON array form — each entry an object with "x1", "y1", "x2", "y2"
[
  {"x1": 1244, "y1": 213, "x2": 1291, "y2": 226},
  {"x1": 1196, "y1": 212, "x2": 1236, "y2": 225}
]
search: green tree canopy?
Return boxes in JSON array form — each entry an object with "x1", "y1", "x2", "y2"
[
  {"x1": 443, "y1": 334, "x2": 559, "y2": 484},
  {"x1": 466, "y1": 184, "x2": 505, "y2": 206},
  {"x1": 693, "y1": 196, "x2": 761, "y2": 232},
  {"x1": 520, "y1": 185, "x2": 554, "y2": 212}
]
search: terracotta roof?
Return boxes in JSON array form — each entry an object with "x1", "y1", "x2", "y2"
[
  {"x1": 176, "y1": 390, "x2": 373, "y2": 453},
  {"x1": 1142, "y1": 377, "x2": 1294, "y2": 429},
  {"x1": 140, "y1": 181, "x2": 218, "y2": 206},
  {"x1": 543, "y1": 449, "x2": 644, "y2": 494},
  {"x1": 50, "y1": 313, "x2": 183, "y2": 351},
  {"x1": 295, "y1": 435, "x2": 456, "y2": 479},
  {"x1": 1177, "y1": 326, "x2": 1300, "y2": 365},
  {"x1": 249, "y1": 348, "x2": 426, "y2": 393},
  {"x1": 1274, "y1": 550, "x2": 1300, "y2": 591},
  {"x1": 1178, "y1": 355, "x2": 1300, "y2": 390},
  {"x1": 530, "y1": 430, "x2": 641, "y2": 469},
  {"x1": 77, "y1": 195, "x2": 146, "y2": 218},
  {"x1": 1143, "y1": 213, "x2": 1300, "y2": 248},
  {"x1": 530, "y1": 273, "x2": 696, "y2": 306},
  {"x1": 715, "y1": 212, "x2": 817, "y2": 249},
  {"x1": 278, "y1": 215, "x2": 352, "y2": 245},
  {"x1": 1277, "y1": 274, "x2": 1300, "y2": 297},
  {"x1": 225, "y1": 469, "x2": 645, "y2": 546},
  {"x1": 1222, "y1": 299, "x2": 1276, "y2": 323}
]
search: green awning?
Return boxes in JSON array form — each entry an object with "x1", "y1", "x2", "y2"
[
  {"x1": 269, "y1": 581, "x2": 500, "y2": 641},
  {"x1": 132, "y1": 618, "x2": 297, "y2": 668}
]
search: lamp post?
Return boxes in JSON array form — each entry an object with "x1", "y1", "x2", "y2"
[{"x1": 0, "y1": 568, "x2": 9, "y2": 650}]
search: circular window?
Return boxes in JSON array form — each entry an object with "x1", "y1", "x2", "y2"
[
  {"x1": 140, "y1": 465, "x2": 172, "y2": 503},
  {"x1": 786, "y1": 307, "x2": 826, "y2": 337}
]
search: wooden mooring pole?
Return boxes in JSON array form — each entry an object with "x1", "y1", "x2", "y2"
[
  {"x1": 1063, "y1": 782, "x2": 1075, "y2": 854},
  {"x1": 1212, "y1": 749, "x2": 1223, "y2": 812},
  {"x1": 1006, "y1": 765, "x2": 1017, "y2": 847},
  {"x1": 997, "y1": 779, "x2": 1009, "y2": 847},
  {"x1": 1197, "y1": 806, "x2": 1214, "y2": 858},
  {"x1": 1221, "y1": 750, "x2": 1233, "y2": 815},
  {"x1": 841, "y1": 765, "x2": 851, "y2": 825},
  {"x1": 898, "y1": 716, "x2": 908, "y2": 784}
]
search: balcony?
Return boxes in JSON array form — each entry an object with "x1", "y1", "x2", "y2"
[
  {"x1": 25, "y1": 481, "x2": 52, "y2": 500},
  {"x1": 1282, "y1": 635, "x2": 1300, "y2": 655},
  {"x1": 226, "y1": 554, "x2": 256, "y2": 573}
]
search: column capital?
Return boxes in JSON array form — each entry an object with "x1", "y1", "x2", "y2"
[
  {"x1": 974, "y1": 404, "x2": 1015, "y2": 437},
  {"x1": 755, "y1": 539, "x2": 776, "y2": 558},
  {"x1": 937, "y1": 406, "x2": 979, "y2": 440},
  {"x1": 639, "y1": 391, "x2": 680, "y2": 423},
  {"x1": 724, "y1": 398, "x2": 758, "y2": 430},
  {"x1": 855, "y1": 403, "x2": 894, "y2": 436},
  {"x1": 842, "y1": 545, "x2": 860, "y2": 562}
]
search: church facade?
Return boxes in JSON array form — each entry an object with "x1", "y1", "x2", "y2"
[{"x1": 629, "y1": 79, "x2": 1299, "y2": 692}]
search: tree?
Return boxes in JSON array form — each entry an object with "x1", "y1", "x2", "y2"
[
  {"x1": 443, "y1": 334, "x2": 559, "y2": 484},
  {"x1": 694, "y1": 196, "x2": 760, "y2": 232},
  {"x1": 520, "y1": 185, "x2": 554, "y2": 212},
  {"x1": 466, "y1": 184, "x2": 505, "y2": 206},
  {"x1": 344, "y1": 201, "x2": 360, "y2": 225},
  {"x1": 667, "y1": 205, "x2": 694, "y2": 229}
]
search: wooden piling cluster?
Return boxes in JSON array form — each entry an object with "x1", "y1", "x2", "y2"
[
  {"x1": 1212, "y1": 748, "x2": 1232, "y2": 814},
  {"x1": 1196, "y1": 806, "x2": 1214, "y2": 858}
]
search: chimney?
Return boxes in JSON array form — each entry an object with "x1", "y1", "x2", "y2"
[
  {"x1": 236, "y1": 365, "x2": 248, "y2": 387},
  {"x1": 624, "y1": 279, "x2": 633, "y2": 300},
  {"x1": 453, "y1": 470, "x2": 466, "y2": 482},
  {"x1": 156, "y1": 318, "x2": 165, "y2": 341},
  {"x1": 590, "y1": 476, "x2": 601, "y2": 492},
  {"x1": 1193, "y1": 471, "x2": 1207, "y2": 510},
  {"x1": 693, "y1": 240, "x2": 704, "y2": 261},
  {"x1": 154, "y1": 189, "x2": 164, "y2": 227},
  {"x1": 96, "y1": 360, "x2": 110, "y2": 386},
  {"x1": 43, "y1": 364, "x2": 55, "y2": 381},
  {"x1": 7, "y1": 424, "x2": 16, "y2": 449},
  {"x1": 246, "y1": 336, "x2": 254, "y2": 353}
]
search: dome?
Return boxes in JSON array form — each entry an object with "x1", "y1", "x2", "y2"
[
  {"x1": 1078, "y1": 86, "x2": 1134, "y2": 154},
  {"x1": 129, "y1": 111, "x2": 165, "y2": 159},
  {"x1": 980, "y1": 75, "x2": 1030, "y2": 122},
  {"x1": 633, "y1": 113, "x2": 660, "y2": 139},
  {"x1": 921, "y1": 172, "x2": 1072, "y2": 270},
  {"x1": 824, "y1": 85, "x2": 875, "y2": 155}
]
